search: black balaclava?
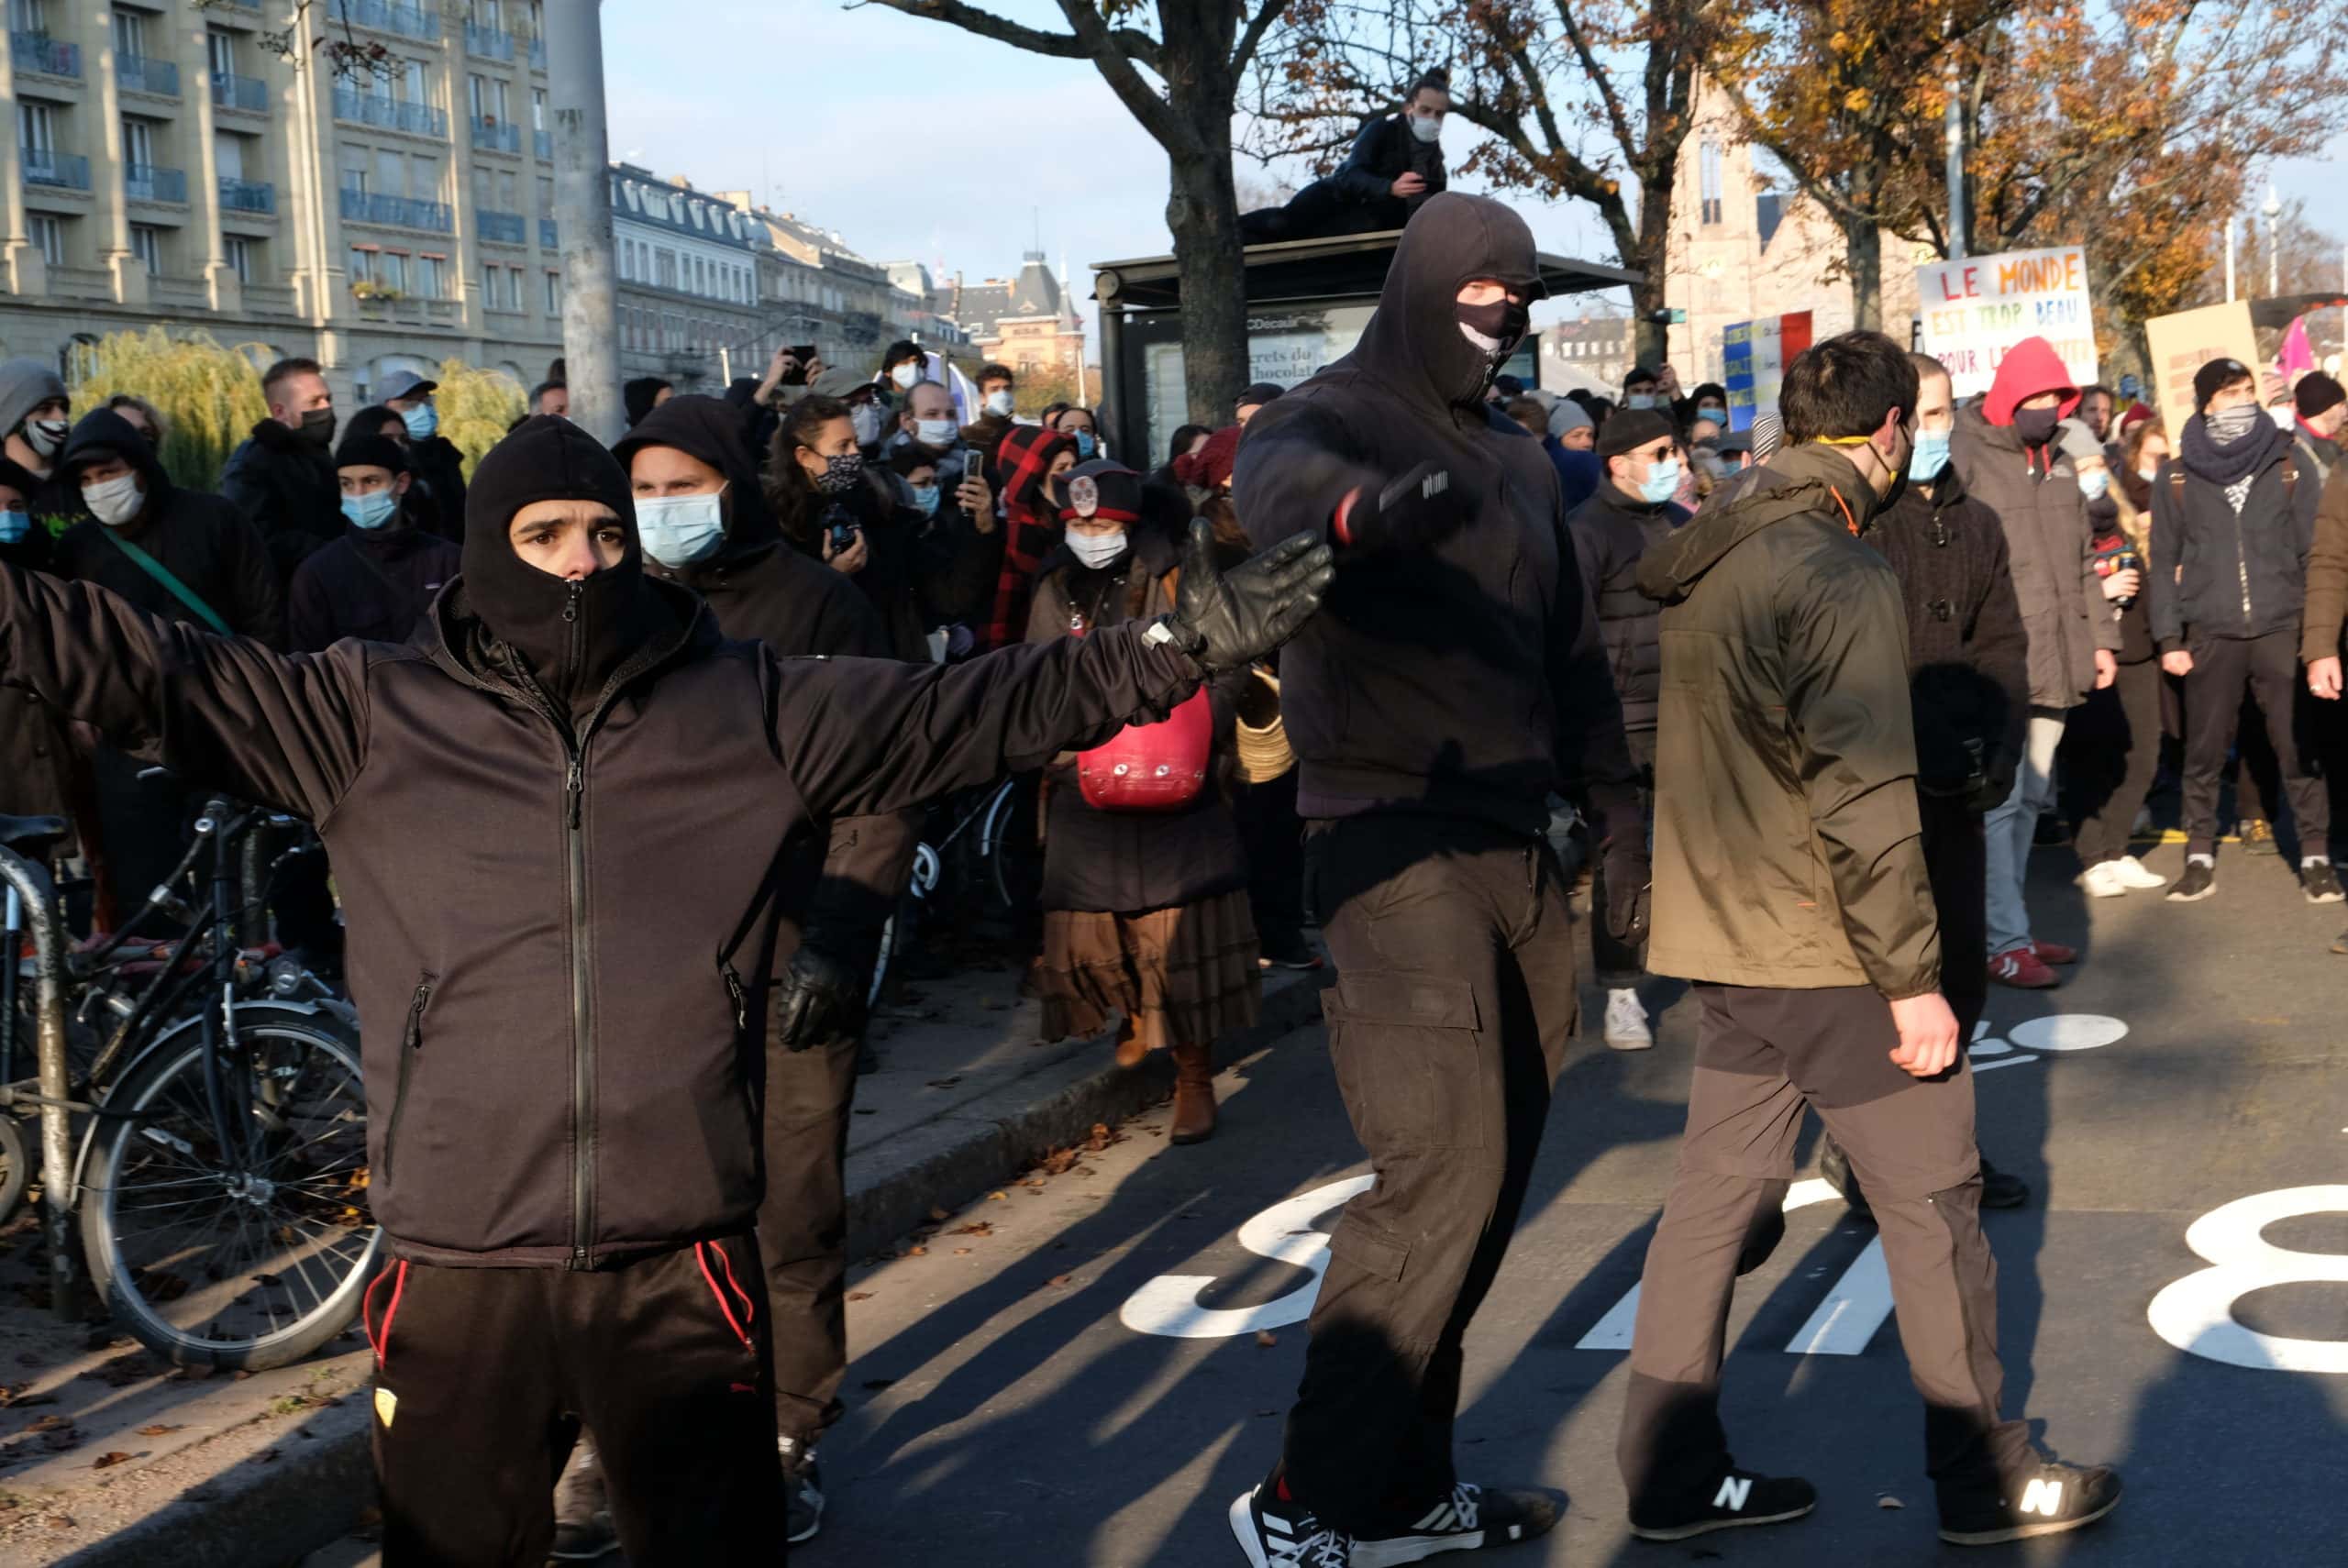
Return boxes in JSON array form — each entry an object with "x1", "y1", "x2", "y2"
[
  {"x1": 1343, "y1": 192, "x2": 1545, "y2": 413},
  {"x1": 460, "y1": 414, "x2": 666, "y2": 715}
]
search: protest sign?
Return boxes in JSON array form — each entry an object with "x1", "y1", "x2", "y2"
[
  {"x1": 1721, "y1": 311, "x2": 1812, "y2": 431},
  {"x1": 2143, "y1": 300, "x2": 2260, "y2": 444},
  {"x1": 1916, "y1": 246, "x2": 2098, "y2": 400}
]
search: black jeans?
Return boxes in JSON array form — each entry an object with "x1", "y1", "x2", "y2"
[
  {"x1": 1589, "y1": 730, "x2": 1656, "y2": 987},
  {"x1": 2182, "y1": 629, "x2": 2328, "y2": 856},
  {"x1": 1234, "y1": 767, "x2": 1307, "y2": 954},
  {"x1": 1279, "y1": 813, "x2": 1578, "y2": 1536},
  {"x1": 2072, "y1": 657, "x2": 2163, "y2": 868},
  {"x1": 759, "y1": 1023, "x2": 860, "y2": 1445},
  {"x1": 368, "y1": 1237, "x2": 779, "y2": 1566}
]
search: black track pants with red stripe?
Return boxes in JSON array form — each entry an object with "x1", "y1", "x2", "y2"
[{"x1": 364, "y1": 1234, "x2": 781, "y2": 1567}]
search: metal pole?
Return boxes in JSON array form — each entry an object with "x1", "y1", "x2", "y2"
[
  {"x1": 547, "y1": 0, "x2": 620, "y2": 443},
  {"x1": 1944, "y1": 15, "x2": 1966, "y2": 260},
  {"x1": 2265, "y1": 184, "x2": 2282, "y2": 299}
]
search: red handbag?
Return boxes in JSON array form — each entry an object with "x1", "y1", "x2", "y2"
[{"x1": 1077, "y1": 688, "x2": 1212, "y2": 812}]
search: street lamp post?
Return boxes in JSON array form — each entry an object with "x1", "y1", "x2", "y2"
[
  {"x1": 2262, "y1": 184, "x2": 2283, "y2": 299},
  {"x1": 2224, "y1": 217, "x2": 2236, "y2": 302}
]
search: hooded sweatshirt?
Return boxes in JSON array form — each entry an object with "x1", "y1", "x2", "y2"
[
  {"x1": 1229, "y1": 191, "x2": 1637, "y2": 835},
  {"x1": 1949, "y1": 337, "x2": 2114, "y2": 707},
  {"x1": 50, "y1": 409, "x2": 283, "y2": 648},
  {"x1": 983, "y1": 424, "x2": 1076, "y2": 651}
]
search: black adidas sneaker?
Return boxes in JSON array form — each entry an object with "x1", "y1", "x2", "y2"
[
  {"x1": 1353, "y1": 1482, "x2": 1561, "y2": 1566},
  {"x1": 1938, "y1": 1460, "x2": 2121, "y2": 1545},
  {"x1": 1231, "y1": 1480, "x2": 1356, "y2": 1567},
  {"x1": 1628, "y1": 1468, "x2": 1816, "y2": 1541}
]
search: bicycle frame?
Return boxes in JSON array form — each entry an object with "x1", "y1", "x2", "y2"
[{"x1": 0, "y1": 845, "x2": 80, "y2": 1322}]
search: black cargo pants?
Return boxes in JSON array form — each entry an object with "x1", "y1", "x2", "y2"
[
  {"x1": 1279, "y1": 813, "x2": 1579, "y2": 1537},
  {"x1": 368, "y1": 1235, "x2": 781, "y2": 1566},
  {"x1": 2181, "y1": 628, "x2": 2329, "y2": 856},
  {"x1": 1616, "y1": 985, "x2": 2032, "y2": 1517}
]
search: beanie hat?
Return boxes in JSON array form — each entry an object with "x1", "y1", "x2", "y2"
[
  {"x1": 0, "y1": 358, "x2": 67, "y2": 439},
  {"x1": 1235, "y1": 381, "x2": 1284, "y2": 413},
  {"x1": 2193, "y1": 358, "x2": 2253, "y2": 413},
  {"x1": 1596, "y1": 407, "x2": 1674, "y2": 459},
  {"x1": 1171, "y1": 425, "x2": 1243, "y2": 491},
  {"x1": 2118, "y1": 402, "x2": 2154, "y2": 436},
  {"x1": 1055, "y1": 458, "x2": 1142, "y2": 525},
  {"x1": 1547, "y1": 399, "x2": 1594, "y2": 439},
  {"x1": 2054, "y1": 418, "x2": 2104, "y2": 467},
  {"x1": 622, "y1": 377, "x2": 671, "y2": 427},
  {"x1": 335, "y1": 430, "x2": 408, "y2": 475},
  {"x1": 2295, "y1": 371, "x2": 2346, "y2": 421}
]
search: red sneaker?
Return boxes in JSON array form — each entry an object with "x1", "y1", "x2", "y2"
[
  {"x1": 2027, "y1": 938, "x2": 2078, "y2": 966},
  {"x1": 1988, "y1": 948, "x2": 2059, "y2": 988}
]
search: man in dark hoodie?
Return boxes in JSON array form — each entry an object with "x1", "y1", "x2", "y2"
[
  {"x1": 1226, "y1": 191, "x2": 1638, "y2": 1568},
  {"x1": 1624, "y1": 330, "x2": 2120, "y2": 1550},
  {"x1": 1237, "y1": 70, "x2": 1451, "y2": 243},
  {"x1": 0, "y1": 415, "x2": 1332, "y2": 1562},
  {"x1": 1948, "y1": 336, "x2": 2117, "y2": 988},
  {"x1": 221, "y1": 356, "x2": 344, "y2": 578},
  {"x1": 286, "y1": 430, "x2": 460, "y2": 653},
  {"x1": 2149, "y1": 357, "x2": 2333, "y2": 903},
  {"x1": 623, "y1": 375, "x2": 674, "y2": 428},
  {"x1": 609, "y1": 392, "x2": 910, "y2": 1546}
]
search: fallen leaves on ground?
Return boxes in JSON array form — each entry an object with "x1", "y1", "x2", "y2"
[
  {"x1": 1255, "y1": 1331, "x2": 1279, "y2": 1348},
  {"x1": 847, "y1": 1291, "x2": 873, "y2": 1302},
  {"x1": 949, "y1": 1221, "x2": 992, "y2": 1237},
  {"x1": 89, "y1": 1452, "x2": 131, "y2": 1470},
  {"x1": 927, "y1": 1207, "x2": 950, "y2": 1221},
  {"x1": 135, "y1": 1425, "x2": 182, "y2": 1437}
]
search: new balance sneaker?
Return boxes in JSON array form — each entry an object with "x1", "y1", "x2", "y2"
[
  {"x1": 2026, "y1": 937, "x2": 2077, "y2": 966},
  {"x1": 1988, "y1": 947, "x2": 2058, "y2": 988},
  {"x1": 1231, "y1": 1480, "x2": 1355, "y2": 1567},
  {"x1": 2075, "y1": 861, "x2": 2130, "y2": 899},
  {"x1": 1628, "y1": 1468, "x2": 1816, "y2": 1541},
  {"x1": 1938, "y1": 1460, "x2": 2122, "y2": 1545},
  {"x1": 2301, "y1": 860, "x2": 2344, "y2": 905},
  {"x1": 1602, "y1": 988, "x2": 1653, "y2": 1051},
  {"x1": 781, "y1": 1436, "x2": 825, "y2": 1545},
  {"x1": 2109, "y1": 854, "x2": 2167, "y2": 889},
  {"x1": 1353, "y1": 1482, "x2": 1560, "y2": 1567},
  {"x1": 2167, "y1": 858, "x2": 2218, "y2": 901},
  {"x1": 549, "y1": 1438, "x2": 618, "y2": 1561}
]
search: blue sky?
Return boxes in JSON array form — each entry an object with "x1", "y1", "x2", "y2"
[{"x1": 600, "y1": 2, "x2": 2345, "y2": 345}]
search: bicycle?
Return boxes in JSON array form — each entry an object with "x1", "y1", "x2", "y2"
[
  {"x1": 869, "y1": 775, "x2": 1045, "y2": 1005},
  {"x1": 0, "y1": 795, "x2": 377, "y2": 1371}
]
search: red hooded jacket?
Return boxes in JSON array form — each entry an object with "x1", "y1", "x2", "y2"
[
  {"x1": 1982, "y1": 337, "x2": 2081, "y2": 427},
  {"x1": 983, "y1": 424, "x2": 1076, "y2": 651}
]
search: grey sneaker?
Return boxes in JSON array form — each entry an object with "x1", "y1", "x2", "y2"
[
  {"x1": 550, "y1": 1436, "x2": 618, "y2": 1560},
  {"x1": 781, "y1": 1435, "x2": 825, "y2": 1544}
]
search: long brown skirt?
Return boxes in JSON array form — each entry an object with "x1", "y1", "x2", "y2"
[{"x1": 1033, "y1": 888, "x2": 1262, "y2": 1051}]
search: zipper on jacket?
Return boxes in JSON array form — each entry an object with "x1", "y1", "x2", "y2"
[
  {"x1": 382, "y1": 974, "x2": 435, "y2": 1188},
  {"x1": 565, "y1": 748, "x2": 592, "y2": 1268}
]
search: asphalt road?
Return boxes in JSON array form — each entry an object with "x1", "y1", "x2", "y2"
[{"x1": 310, "y1": 843, "x2": 2348, "y2": 1566}]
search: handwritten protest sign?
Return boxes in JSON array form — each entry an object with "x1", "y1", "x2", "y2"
[
  {"x1": 1721, "y1": 311, "x2": 1812, "y2": 431},
  {"x1": 2143, "y1": 300, "x2": 2259, "y2": 445},
  {"x1": 1916, "y1": 247, "x2": 2098, "y2": 400}
]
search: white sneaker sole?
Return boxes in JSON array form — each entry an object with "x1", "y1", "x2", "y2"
[
  {"x1": 1938, "y1": 1490, "x2": 2121, "y2": 1545},
  {"x1": 1604, "y1": 1032, "x2": 1654, "y2": 1051},
  {"x1": 1228, "y1": 1491, "x2": 1275, "y2": 1568},
  {"x1": 1630, "y1": 1500, "x2": 1814, "y2": 1541},
  {"x1": 2074, "y1": 873, "x2": 2126, "y2": 899},
  {"x1": 1353, "y1": 1526, "x2": 1494, "y2": 1565}
]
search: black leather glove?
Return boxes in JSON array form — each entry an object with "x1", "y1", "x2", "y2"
[
  {"x1": 1338, "y1": 461, "x2": 1476, "y2": 553},
  {"x1": 1601, "y1": 835, "x2": 1652, "y2": 945},
  {"x1": 775, "y1": 945, "x2": 865, "y2": 1053},
  {"x1": 1157, "y1": 520, "x2": 1335, "y2": 675}
]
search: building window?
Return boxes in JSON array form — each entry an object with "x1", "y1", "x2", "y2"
[
  {"x1": 379, "y1": 250, "x2": 409, "y2": 292},
  {"x1": 657, "y1": 248, "x2": 676, "y2": 290},
  {"x1": 28, "y1": 214, "x2": 63, "y2": 268},
  {"x1": 11, "y1": 1, "x2": 49, "y2": 33},
  {"x1": 120, "y1": 116, "x2": 156, "y2": 171},
  {"x1": 503, "y1": 264, "x2": 522, "y2": 309},
  {"x1": 352, "y1": 245, "x2": 379, "y2": 283},
  {"x1": 110, "y1": 6, "x2": 147, "y2": 61},
  {"x1": 530, "y1": 86, "x2": 547, "y2": 131},
  {"x1": 206, "y1": 28, "x2": 236, "y2": 80},
  {"x1": 544, "y1": 270, "x2": 559, "y2": 314},
  {"x1": 128, "y1": 224, "x2": 161, "y2": 276},
  {"x1": 338, "y1": 143, "x2": 369, "y2": 194},
  {"x1": 17, "y1": 100, "x2": 55, "y2": 158},
  {"x1": 403, "y1": 59, "x2": 429, "y2": 105},
  {"x1": 225, "y1": 234, "x2": 252, "y2": 282},
  {"x1": 481, "y1": 260, "x2": 495, "y2": 304},
  {"x1": 418, "y1": 252, "x2": 446, "y2": 297},
  {"x1": 1699, "y1": 139, "x2": 1723, "y2": 226}
]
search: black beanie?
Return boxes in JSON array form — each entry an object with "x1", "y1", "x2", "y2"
[
  {"x1": 460, "y1": 415, "x2": 659, "y2": 712},
  {"x1": 335, "y1": 430, "x2": 407, "y2": 474},
  {"x1": 1055, "y1": 458, "x2": 1143, "y2": 525},
  {"x1": 2294, "y1": 372, "x2": 2345, "y2": 421},
  {"x1": 2193, "y1": 358, "x2": 2253, "y2": 413},
  {"x1": 1596, "y1": 407, "x2": 1675, "y2": 459}
]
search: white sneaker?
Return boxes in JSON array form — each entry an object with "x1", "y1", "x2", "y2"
[
  {"x1": 2075, "y1": 862, "x2": 2131, "y2": 899},
  {"x1": 2109, "y1": 855, "x2": 2167, "y2": 889},
  {"x1": 1603, "y1": 988, "x2": 1653, "y2": 1050}
]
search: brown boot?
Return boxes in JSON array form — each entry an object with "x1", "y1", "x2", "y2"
[
  {"x1": 1168, "y1": 1043, "x2": 1217, "y2": 1144},
  {"x1": 1113, "y1": 1021, "x2": 1147, "y2": 1069}
]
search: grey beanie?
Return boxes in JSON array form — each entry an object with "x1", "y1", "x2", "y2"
[
  {"x1": 1547, "y1": 399, "x2": 1594, "y2": 439},
  {"x1": 0, "y1": 358, "x2": 67, "y2": 439},
  {"x1": 2054, "y1": 418, "x2": 2104, "y2": 466}
]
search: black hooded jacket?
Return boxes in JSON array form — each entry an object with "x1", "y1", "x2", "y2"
[
  {"x1": 50, "y1": 409, "x2": 282, "y2": 648},
  {"x1": 220, "y1": 415, "x2": 343, "y2": 577},
  {"x1": 0, "y1": 414, "x2": 1210, "y2": 1267},
  {"x1": 285, "y1": 502, "x2": 461, "y2": 654},
  {"x1": 1565, "y1": 479, "x2": 1684, "y2": 734},
  {"x1": 1230, "y1": 192, "x2": 1637, "y2": 836}
]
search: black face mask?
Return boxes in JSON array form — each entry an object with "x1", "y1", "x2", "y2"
[
  {"x1": 2012, "y1": 406, "x2": 2060, "y2": 447},
  {"x1": 299, "y1": 407, "x2": 338, "y2": 449},
  {"x1": 1455, "y1": 298, "x2": 1530, "y2": 359}
]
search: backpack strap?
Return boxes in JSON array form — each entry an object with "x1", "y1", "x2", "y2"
[{"x1": 98, "y1": 528, "x2": 232, "y2": 635}]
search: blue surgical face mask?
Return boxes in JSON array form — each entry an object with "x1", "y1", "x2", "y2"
[
  {"x1": 910, "y1": 483, "x2": 941, "y2": 513},
  {"x1": 1072, "y1": 431, "x2": 1096, "y2": 458},
  {"x1": 341, "y1": 488, "x2": 399, "y2": 530},
  {"x1": 1909, "y1": 427, "x2": 1952, "y2": 481},
  {"x1": 2077, "y1": 467, "x2": 2110, "y2": 501},
  {"x1": 634, "y1": 488, "x2": 727, "y2": 566},
  {"x1": 0, "y1": 507, "x2": 28, "y2": 545},
  {"x1": 399, "y1": 402, "x2": 437, "y2": 439},
  {"x1": 1637, "y1": 458, "x2": 1681, "y2": 504}
]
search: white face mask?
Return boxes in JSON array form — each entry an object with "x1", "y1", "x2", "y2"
[
  {"x1": 891, "y1": 362, "x2": 921, "y2": 391},
  {"x1": 914, "y1": 417, "x2": 957, "y2": 448},
  {"x1": 24, "y1": 418, "x2": 69, "y2": 458},
  {"x1": 1068, "y1": 528, "x2": 1127, "y2": 569},
  {"x1": 984, "y1": 389, "x2": 1015, "y2": 419},
  {"x1": 1408, "y1": 112, "x2": 1443, "y2": 145},
  {"x1": 1625, "y1": 392, "x2": 1659, "y2": 411},
  {"x1": 83, "y1": 470, "x2": 144, "y2": 527},
  {"x1": 633, "y1": 490, "x2": 728, "y2": 566}
]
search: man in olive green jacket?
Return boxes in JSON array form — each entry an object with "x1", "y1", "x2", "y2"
[{"x1": 1615, "y1": 331, "x2": 2121, "y2": 1551}]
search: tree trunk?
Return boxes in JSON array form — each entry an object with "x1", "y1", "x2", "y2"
[
  {"x1": 1845, "y1": 217, "x2": 1883, "y2": 333},
  {"x1": 1166, "y1": 132, "x2": 1247, "y2": 430},
  {"x1": 1628, "y1": 171, "x2": 1675, "y2": 367}
]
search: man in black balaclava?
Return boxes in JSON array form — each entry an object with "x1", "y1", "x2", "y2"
[
  {"x1": 0, "y1": 414, "x2": 1333, "y2": 1563},
  {"x1": 1227, "y1": 191, "x2": 1643, "y2": 1567}
]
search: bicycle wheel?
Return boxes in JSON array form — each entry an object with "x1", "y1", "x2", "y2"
[
  {"x1": 80, "y1": 1005, "x2": 382, "y2": 1370},
  {"x1": 982, "y1": 777, "x2": 1044, "y2": 913}
]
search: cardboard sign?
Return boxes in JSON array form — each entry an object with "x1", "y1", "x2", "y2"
[
  {"x1": 1916, "y1": 246, "x2": 2098, "y2": 400},
  {"x1": 1721, "y1": 312, "x2": 1812, "y2": 432},
  {"x1": 2143, "y1": 300, "x2": 2260, "y2": 443}
]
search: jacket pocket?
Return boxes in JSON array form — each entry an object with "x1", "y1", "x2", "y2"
[
  {"x1": 1321, "y1": 971, "x2": 1485, "y2": 1157},
  {"x1": 380, "y1": 972, "x2": 436, "y2": 1188}
]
